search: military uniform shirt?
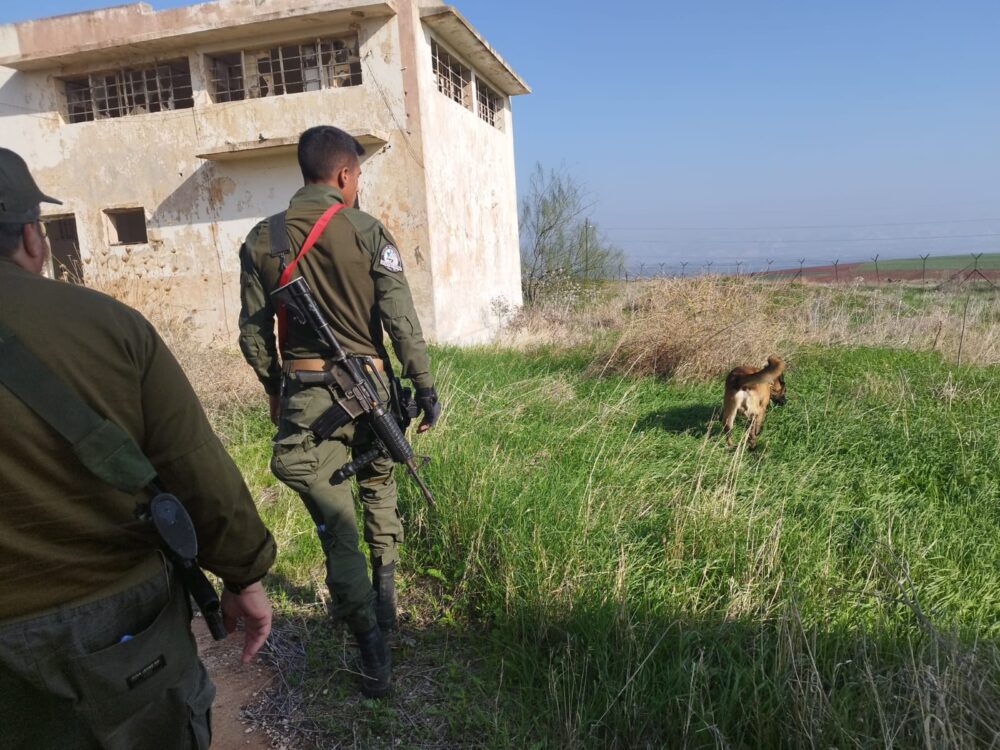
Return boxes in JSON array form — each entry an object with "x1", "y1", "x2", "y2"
[
  {"x1": 238, "y1": 184, "x2": 433, "y2": 394},
  {"x1": 0, "y1": 257, "x2": 276, "y2": 620}
]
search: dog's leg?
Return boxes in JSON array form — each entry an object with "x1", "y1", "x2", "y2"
[
  {"x1": 748, "y1": 405, "x2": 766, "y2": 450},
  {"x1": 722, "y1": 397, "x2": 738, "y2": 448},
  {"x1": 746, "y1": 414, "x2": 757, "y2": 449}
]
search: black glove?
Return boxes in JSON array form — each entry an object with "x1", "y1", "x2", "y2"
[{"x1": 415, "y1": 387, "x2": 441, "y2": 432}]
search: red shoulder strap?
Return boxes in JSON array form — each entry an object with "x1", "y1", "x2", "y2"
[{"x1": 276, "y1": 202, "x2": 345, "y2": 352}]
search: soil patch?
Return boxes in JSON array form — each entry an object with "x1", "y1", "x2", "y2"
[{"x1": 194, "y1": 617, "x2": 277, "y2": 750}]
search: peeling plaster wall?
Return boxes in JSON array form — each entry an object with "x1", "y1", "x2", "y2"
[
  {"x1": 0, "y1": 12, "x2": 437, "y2": 343},
  {"x1": 0, "y1": 0, "x2": 524, "y2": 348},
  {"x1": 413, "y1": 22, "x2": 522, "y2": 344}
]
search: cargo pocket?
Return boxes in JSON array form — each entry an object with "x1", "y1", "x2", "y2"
[
  {"x1": 271, "y1": 431, "x2": 318, "y2": 494},
  {"x1": 186, "y1": 665, "x2": 215, "y2": 750},
  {"x1": 65, "y1": 581, "x2": 197, "y2": 739}
]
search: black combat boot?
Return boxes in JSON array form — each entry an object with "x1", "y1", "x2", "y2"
[
  {"x1": 372, "y1": 561, "x2": 397, "y2": 632},
  {"x1": 355, "y1": 625, "x2": 392, "y2": 698}
]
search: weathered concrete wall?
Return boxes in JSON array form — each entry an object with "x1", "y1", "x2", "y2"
[
  {"x1": 0, "y1": 0, "x2": 524, "y2": 347},
  {"x1": 412, "y1": 15, "x2": 523, "y2": 343},
  {"x1": 0, "y1": 12, "x2": 435, "y2": 343}
]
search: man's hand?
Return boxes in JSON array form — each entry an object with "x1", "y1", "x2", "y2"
[
  {"x1": 221, "y1": 582, "x2": 273, "y2": 664},
  {"x1": 268, "y1": 393, "x2": 280, "y2": 426},
  {"x1": 415, "y1": 387, "x2": 441, "y2": 433}
]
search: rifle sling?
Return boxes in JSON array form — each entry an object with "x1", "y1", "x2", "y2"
[
  {"x1": 0, "y1": 321, "x2": 157, "y2": 495},
  {"x1": 271, "y1": 203, "x2": 345, "y2": 351}
]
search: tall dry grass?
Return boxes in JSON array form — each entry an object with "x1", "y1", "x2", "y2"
[{"x1": 504, "y1": 277, "x2": 1000, "y2": 380}]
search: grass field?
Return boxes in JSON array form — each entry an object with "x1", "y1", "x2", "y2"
[
  {"x1": 215, "y1": 315, "x2": 1000, "y2": 747},
  {"x1": 857, "y1": 252, "x2": 1000, "y2": 273}
]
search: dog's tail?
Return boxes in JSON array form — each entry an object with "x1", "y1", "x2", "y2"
[{"x1": 727, "y1": 356, "x2": 785, "y2": 391}]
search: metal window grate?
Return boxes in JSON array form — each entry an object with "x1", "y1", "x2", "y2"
[
  {"x1": 63, "y1": 61, "x2": 193, "y2": 123},
  {"x1": 476, "y1": 78, "x2": 504, "y2": 129},
  {"x1": 431, "y1": 39, "x2": 471, "y2": 108},
  {"x1": 207, "y1": 35, "x2": 362, "y2": 102}
]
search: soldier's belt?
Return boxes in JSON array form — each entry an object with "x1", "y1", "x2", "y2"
[{"x1": 282, "y1": 357, "x2": 385, "y2": 375}]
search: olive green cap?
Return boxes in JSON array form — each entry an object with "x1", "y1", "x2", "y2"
[{"x1": 0, "y1": 148, "x2": 62, "y2": 223}]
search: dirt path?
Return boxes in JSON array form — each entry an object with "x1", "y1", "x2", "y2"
[{"x1": 193, "y1": 618, "x2": 276, "y2": 750}]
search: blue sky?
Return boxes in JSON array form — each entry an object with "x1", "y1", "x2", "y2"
[{"x1": 3, "y1": 0, "x2": 999, "y2": 270}]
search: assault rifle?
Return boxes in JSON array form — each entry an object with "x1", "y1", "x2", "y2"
[{"x1": 271, "y1": 276, "x2": 436, "y2": 509}]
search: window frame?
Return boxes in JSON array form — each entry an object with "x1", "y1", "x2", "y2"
[
  {"x1": 431, "y1": 38, "x2": 473, "y2": 109},
  {"x1": 103, "y1": 207, "x2": 149, "y2": 246},
  {"x1": 205, "y1": 34, "x2": 363, "y2": 103},
  {"x1": 61, "y1": 59, "x2": 194, "y2": 124},
  {"x1": 475, "y1": 76, "x2": 505, "y2": 130}
]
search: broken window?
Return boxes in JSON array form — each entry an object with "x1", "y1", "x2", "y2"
[
  {"x1": 42, "y1": 215, "x2": 82, "y2": 281},
  {"x1": 207, "y1": 35, "x2": 362, "y2": 103},
  {"x1": 210, "y1": 53, "x2": 245, "y2": 102},
  {"x1": 104, "y1": 208, "x2": 148, "y2": 245},
  {"x1": 431, "y1": 39, "x2": 472, "y2": 108},
  {"x1": 63, "y1": 60, "x2": 193, "y2": 123},
  {"x1": 476, "y1": 78, "x2": 504, "y2": 129}
]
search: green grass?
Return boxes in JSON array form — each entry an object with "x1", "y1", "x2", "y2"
[
  {"x1": 857, "y1": 252, "x2": 1000, "y2": 273},
  {"x1": 219, "y1": 343, "x2": 1000, "y2": 749}
]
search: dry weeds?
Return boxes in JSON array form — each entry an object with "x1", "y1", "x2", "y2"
[{"x1": 505, "y1": 277, "x2": 999, "y2": 381}]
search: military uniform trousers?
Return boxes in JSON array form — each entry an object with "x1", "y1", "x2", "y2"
[
  {"x1": 271, "y1": 376, "x2": 403, "y2": 633},
  {"x1": 0, "y1": 556, "x2": 214, "y2": 750}
]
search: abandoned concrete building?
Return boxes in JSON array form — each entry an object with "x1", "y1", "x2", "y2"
[{"x1": 0, "y1": 0, "x2": 529, "y2": 343}]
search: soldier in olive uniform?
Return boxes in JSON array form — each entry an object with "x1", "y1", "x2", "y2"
[
  {"x1": 238, "y1": 126, "x2": 440, "y2": 698},
  {"x1": 0, "y1": 148, "x2": 277, "y2": 749}
]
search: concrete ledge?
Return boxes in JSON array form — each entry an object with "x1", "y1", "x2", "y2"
[
  {"x1": 0, "y1": 0, "x2": 396, "y2": 72},
  {"x1": 196, "y1": 130, "x2": 389, "y2": 161}
]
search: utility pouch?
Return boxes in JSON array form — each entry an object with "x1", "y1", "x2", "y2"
[{"x1": 65, "y1": 576, "x2": 199, "y2": 736}]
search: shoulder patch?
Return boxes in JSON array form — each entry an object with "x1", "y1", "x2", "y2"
[{"x1": 379, "y1": 245, "x2": 403, "y2": 273}]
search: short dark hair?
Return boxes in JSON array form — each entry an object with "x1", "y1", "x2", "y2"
[
  {"x1": 297, "y1": 126, "x2": 364, "y2": 182},
  {"x1": 0, "y1": 222, "x2": 27, "y2": 256}
]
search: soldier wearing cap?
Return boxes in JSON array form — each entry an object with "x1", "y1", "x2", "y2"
[
  {"x1": 0, "y1": 147, "x2": 278, "y2": 748},
  {"x1": 238, "y1": 125, "x2": 441, "y2": 698}
]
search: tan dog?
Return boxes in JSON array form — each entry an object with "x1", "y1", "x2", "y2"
[{"x1": 721, "y1": 356, "x2": 786, "y2": 449}]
